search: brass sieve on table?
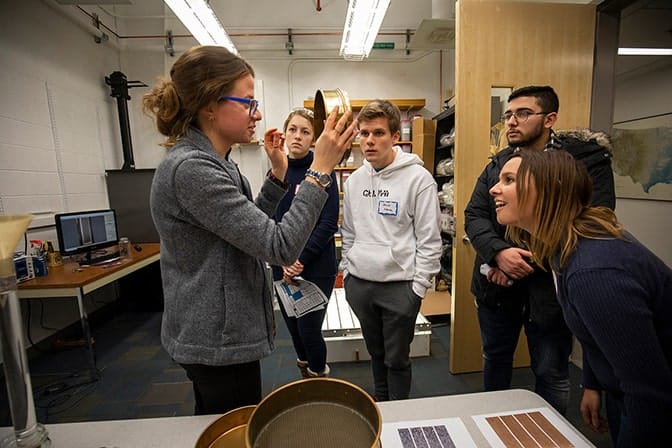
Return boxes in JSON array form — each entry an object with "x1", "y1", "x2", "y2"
[
  {"x1": 245, "y1": 378, "x2": 381, "y2": 448},
  {"x1": 195, "y1": 406, "x2": 255, "y2": 448}
]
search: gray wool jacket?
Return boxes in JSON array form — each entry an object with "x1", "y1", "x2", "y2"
[{"x1": 150, "y1": 127, "x2": 328, "y2": 366}]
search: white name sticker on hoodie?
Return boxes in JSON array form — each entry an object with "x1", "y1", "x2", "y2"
[{"x1": 378, "y1": 200, "x2": 399, "y2": 216}]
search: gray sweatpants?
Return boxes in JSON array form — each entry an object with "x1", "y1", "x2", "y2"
[{"x1": 344, "y1": 275, "x2": 422, "y2": 401}]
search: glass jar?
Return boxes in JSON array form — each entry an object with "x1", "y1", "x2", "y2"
[{"x1": 119, "y1": 237, "x2": 131, "y2": 260}]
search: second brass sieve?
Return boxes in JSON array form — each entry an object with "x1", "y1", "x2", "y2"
[{"x1": 195, "y1": 405, "x2": 255, "y2": 448}]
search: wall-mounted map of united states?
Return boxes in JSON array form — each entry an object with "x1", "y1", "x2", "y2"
[{"x1": 612, "y1": 124, "x2": 672, "y2": 199}]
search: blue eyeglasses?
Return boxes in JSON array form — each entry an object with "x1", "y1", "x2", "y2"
[{"x1": 219, "y1": 95, "x2": 260, "y2": 117}]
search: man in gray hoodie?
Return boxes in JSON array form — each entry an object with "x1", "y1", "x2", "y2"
[{"x1": 341, "y1": 100, "x2": 442, "y2": 401}]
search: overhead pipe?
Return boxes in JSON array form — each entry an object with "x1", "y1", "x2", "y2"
[
  {"x1": 117, "y1": 30, "x2": 414, "y2": 39},
  {"x1": 120, "y1": 30, "x2": 417, "y2": 55}
]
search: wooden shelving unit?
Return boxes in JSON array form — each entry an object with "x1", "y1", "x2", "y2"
[{"x1": 303, "y1": 98, "x2": 425, "y2": 110}]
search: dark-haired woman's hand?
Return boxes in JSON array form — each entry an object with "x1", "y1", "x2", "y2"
[
  {"x1": 282, "y1": 260, "x2": 304, "y2": 286},
  {"x1": 264, "y1": 127, "x2": 287, "y2": 180},
  {"x1": 311, "y1": 107, "x2": 357, "y2": 174}
]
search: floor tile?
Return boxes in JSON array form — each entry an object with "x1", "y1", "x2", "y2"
[{"x1": 138, "y1": 381, "x2": 193, "y2": 406}]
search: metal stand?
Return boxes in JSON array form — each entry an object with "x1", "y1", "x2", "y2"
[
  {"x1": 0, "y1": 278, "x2": 51, "y2": 448},
  {"x1": 104, "y1": 71, "x2": 146, "y2": 171},
  {"x1": 0, "y1": 215, "x2": 50, "y2": 447}
]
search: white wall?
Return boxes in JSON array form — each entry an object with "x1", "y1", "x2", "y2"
[
  {"x1": 613, "y1": 64, "x2": 672, "y2": 267},
  {"x1": 0, "y1": 0, "x2": 122, "y2": 234},
  {"x1": 119, "y1": 50, "x2": 169, "y2": 169},
  {"x1": 252, "y1": 53, "x2": 445, "y2": 127},
  {"x1": 0, "y1": 0, "x2": 125, "y2": 352},
  {"x1": 125, "y1": 51, "x2": 450, "y2": 198}
]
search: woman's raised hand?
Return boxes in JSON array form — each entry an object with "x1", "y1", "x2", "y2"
[
  {"x1": 311, "y1": 107, "x2": 357, "y2": 173},
  {"x1": 263, "y1": 128, "x2": 288, "y2": 180}
]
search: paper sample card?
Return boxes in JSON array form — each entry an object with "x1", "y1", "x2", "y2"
[
  {"x1": 472, "y1": 407, "x2": 591, "y2": 448},
  {"x1": 381, "y1": 417, "x2": 476, "y2": 448}
]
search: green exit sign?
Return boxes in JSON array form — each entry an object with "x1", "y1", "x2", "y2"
[{"x1": 372, "y1": 42, "x2": 395, "y2": 49}]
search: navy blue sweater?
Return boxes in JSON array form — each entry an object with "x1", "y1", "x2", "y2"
[
  {"x1": 271, "y1": 151, "x2": 339, "y2": 282},
  {"x1": 554, "y1": 233, "x2": 672, "y2": 446}
]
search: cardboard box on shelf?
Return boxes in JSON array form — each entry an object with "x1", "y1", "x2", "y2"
[{"x1": 412, "y1": 117, "x2": 437, "y2": 174}]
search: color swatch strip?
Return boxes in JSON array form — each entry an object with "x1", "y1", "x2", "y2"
[{"x1": 485, "y1": 410, "x2": 575, "y2": 448}]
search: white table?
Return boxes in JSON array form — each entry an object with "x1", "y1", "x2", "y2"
[{"x1": 0, "y1": 389, "x2": 594, "y2": 447}]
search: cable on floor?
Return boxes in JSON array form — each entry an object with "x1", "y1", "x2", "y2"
[{"x1": 35, "y1": 371, "x2": 101, "y2": 423}]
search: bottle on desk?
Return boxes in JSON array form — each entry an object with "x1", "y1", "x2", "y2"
[{"x1": 119, "y1": 237, "x2": 131, "y2": 260}]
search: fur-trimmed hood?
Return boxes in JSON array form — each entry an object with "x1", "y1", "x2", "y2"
[{"x1": 555, "y1": 129, "x2": 612, "y2": 151}]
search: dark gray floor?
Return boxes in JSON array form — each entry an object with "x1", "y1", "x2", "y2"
[{"x1": 1, "y1": 308, "x2": 612, "y2": 447}]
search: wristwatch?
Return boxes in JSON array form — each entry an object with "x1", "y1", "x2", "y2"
[{"x1": 305, "y1": 169, "x2": 332, "y2": 189}]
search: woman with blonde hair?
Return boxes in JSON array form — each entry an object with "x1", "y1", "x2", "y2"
[
  {"x1": 143, "y1": 45, "x2": 355, "y2": 415},
  {"x1": 272, "y1": 108, "x2": 339, "y2": 378},
  {"x1": 489, "y1": 149, "x2": 672, "y2": 447}
]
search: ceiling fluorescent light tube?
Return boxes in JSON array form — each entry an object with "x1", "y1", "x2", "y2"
[
  {"x1": 340, "y1": 0, "x2": 391, "y2": 60},
  {"x1": 163, "y1": 0, "x2": 238, "y2": 54},
  {"x1": 618, "y1": 47, "x2": 672, "y2": 56}
]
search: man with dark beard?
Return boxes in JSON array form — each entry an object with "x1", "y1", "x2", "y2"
[{"x1": 464, "y1": 85, "x2": 615, "y2": 414}]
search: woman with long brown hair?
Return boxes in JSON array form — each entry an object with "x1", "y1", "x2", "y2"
[
  {"x1": 489, "y1": 149, "x2": 672, "y2": 447},
  {"x1": 271, "y1": 108, "x2": 339, "y2": 379}
]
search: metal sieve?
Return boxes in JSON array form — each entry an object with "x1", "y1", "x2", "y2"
[
  {"x1": 245, "y1": 378, "x2": 381, "y2": 448},
  {"x1": 313, "y1": 88, "x2": 353, "y2": 139},
  {"x1": 195, "y1": 405, "x2": 255, "y2": 448}
]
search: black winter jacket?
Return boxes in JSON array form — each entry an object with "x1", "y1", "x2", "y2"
[{"x1": 464, "y1": 130, "x2": 615, "y2": 328}]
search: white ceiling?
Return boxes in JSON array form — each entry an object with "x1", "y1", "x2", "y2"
[{"x1": 61, "y1": 0, "x2": 672, "y2": 77}]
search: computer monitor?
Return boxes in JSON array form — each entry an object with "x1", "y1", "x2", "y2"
[{"x1": 55, "y1": 209, "x2": 120, "y2": 266}]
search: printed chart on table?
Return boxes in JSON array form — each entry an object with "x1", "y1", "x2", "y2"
[
  {"x1": 381, "y1": 417, "x2": 476, "y2": 448},
  {"x1": 473, "y1": 407, "x2": 591, "y2": 448}
]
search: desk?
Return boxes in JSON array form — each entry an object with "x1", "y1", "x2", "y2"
[
  {"x1": 17, "y1": 243, "x2": 160, "y2": 375},
  {"x1": 0, "y1": 389, "x2": 594, "y2": 447}
]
